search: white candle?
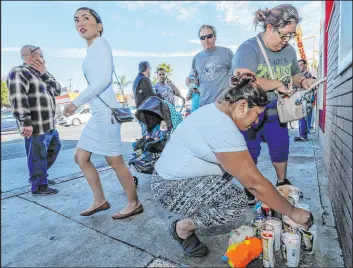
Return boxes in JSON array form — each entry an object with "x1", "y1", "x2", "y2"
[
  {"x1": 281, "y1": 229, "x2": 301, "y2": 267},
  {"x1": 265, "y1": 217, "x2": 282, "y2": 251}
]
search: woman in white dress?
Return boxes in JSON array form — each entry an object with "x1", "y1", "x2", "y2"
[{"x1": 64, "y1": 7, "x2": 143, "y2": 219}]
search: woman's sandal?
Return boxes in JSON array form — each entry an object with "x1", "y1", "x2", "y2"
[{"x1": 169, "y1": 220, "x2": 208, "y2": 257}]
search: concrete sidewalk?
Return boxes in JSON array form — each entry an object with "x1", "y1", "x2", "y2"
[{"x1": 1, "y1": 130, "x2": 344, "y2": 267}]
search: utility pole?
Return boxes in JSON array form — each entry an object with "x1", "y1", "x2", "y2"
[{"x1": 68, "y1": 78, "x2": 73, "y2": 92}]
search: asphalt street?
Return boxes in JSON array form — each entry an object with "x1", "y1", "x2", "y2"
[{"x1": 1, "y1": 121, "x2": 141, "y2": 161}]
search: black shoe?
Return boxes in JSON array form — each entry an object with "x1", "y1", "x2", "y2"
[
  {"x1": 28, "y1": 179, "x2": 56, "y2": 185},
  {"x1": 276, "y1": 178, "x2": 292, "y2": 187},
  {"x1": 244, "y1": 188, "x2": 256, "y2": 206},
  {"x1": 276, "y1": 178, "x2": 303, "y2": 198},
  {"x1": 32, "y1": 185, "x2": 58, "y2": 196}
]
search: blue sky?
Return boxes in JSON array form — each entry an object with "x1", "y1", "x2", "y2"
[{"x1": 1, "y1": 1, "x2": 322, "y2": 95}]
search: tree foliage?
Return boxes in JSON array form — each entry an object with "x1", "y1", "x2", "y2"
[{"x1": 1, "y1": 80, "x2": 10, "y2": 107}]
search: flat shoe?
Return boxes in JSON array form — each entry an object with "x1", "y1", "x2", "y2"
[
  {"x1": 112, "y1": 204, "x2": 143, "y2": 219},
  {"x1": 80, "y1": 201, "x2": 111, "y2": 216}
]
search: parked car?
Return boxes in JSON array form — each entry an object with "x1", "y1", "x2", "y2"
[
  {"x1": 58, "y1": 107, "x2": 91, "y2": 127},
  {"x1": 1, "y1": 109, "x2": 19, "y2": 133}
]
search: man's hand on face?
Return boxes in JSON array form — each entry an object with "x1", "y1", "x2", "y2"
[
  {"x1": 30, "y1": 58, "x2": 47, "y2": 75},
  {"x1": 166, "y1": 78, "x2": 173, "y2": 86},
  {"x1": 22, "y1": 126, "x2": 33, "y2": 138}
]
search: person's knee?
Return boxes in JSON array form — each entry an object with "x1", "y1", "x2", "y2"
[
  {"x1": 247, "y1": 146, "x2": 260, "y2": 164},
  {"x1": 106, "y1": 155, "x2": 125, "y2": 170},
  {"x1": 269, "y1": 146, "x2": 289, "y2": 162},
  {"x1": 74, "y1": 151, "x2": 90, "y2": 167}
]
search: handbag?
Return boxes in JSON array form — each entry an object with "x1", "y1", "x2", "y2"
[
  {"x1": 97, "y1": 96, "x2": 135, "y2": 124},
  {"x1": 255, "y1": 36, "x2": 326, "y2": 123},
  {"x1": 96, "y1": 71, "x2": 135, "y2": 124}
]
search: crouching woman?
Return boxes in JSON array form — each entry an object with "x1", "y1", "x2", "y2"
[{"x1": 151, "y1": 73, "x2": 313, "y2": 257}]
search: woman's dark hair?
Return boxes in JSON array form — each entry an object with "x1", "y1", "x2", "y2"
[
  {"x1": 75, "y1": 7, "x2": 103, "y2": 36},
  {"x1": 298, "y1": 59, "x2": 307, "y2": 65},
  {"x1": 222, "y1": 73, "x2": 269, "y2": 108},
  {"x1": 253, "y1": 4, "x2": 301, "y2": 31}
]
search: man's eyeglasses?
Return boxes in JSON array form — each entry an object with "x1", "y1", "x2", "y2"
[
  {"x1": 276, "y1": 29, "x2": 297, "y2": 40},
  {"x1": 200, "y1": 33, "x2": 214, "y2": 40}
]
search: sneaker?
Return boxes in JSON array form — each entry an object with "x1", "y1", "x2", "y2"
[
  {"x1": 32, "y1": 185, "x2": 58, "y2": 196},
  {"x1": 28, "y1": 179, "x2": 55, "y2": 185},
  {"x1": 276, "y1": 178, "x2": 292, "y2": 187},
  {"x1": 244, "y1": 188, "x2": 256, "y2": 206}
]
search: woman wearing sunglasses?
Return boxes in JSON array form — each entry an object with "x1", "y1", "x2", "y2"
[
  {"x1": 232, "y1": 4, "x2": 317, "y2": 205},
  {"x1": 63, "y1": 7, "x2": 143, "y2": 219}
]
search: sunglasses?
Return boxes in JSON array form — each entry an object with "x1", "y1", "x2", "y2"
[
  {"x1": 276, "y1": 29, "x2": 297, "y2": 40},
  {"x1": 200, "y1": 33, "x2": 214, "y2": 40}
]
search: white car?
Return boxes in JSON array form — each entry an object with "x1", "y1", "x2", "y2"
[{"x1": 58, "y1": 108, "x2": 91, "y2": 127}]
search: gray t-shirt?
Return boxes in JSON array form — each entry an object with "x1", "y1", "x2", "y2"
[
  {"x1": 231, "y1": 33, "x2": 300, "y2": 101},
  {"x1": 153, "y1": 82, "x2": 175, "y2": 106},
  {"x1": 154, "y1": 103, "x2": 247, "y2": 180},
  {"x1": 192, "y1": 46, "x2": 233, "y2": 106}
]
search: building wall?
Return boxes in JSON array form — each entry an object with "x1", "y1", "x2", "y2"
[{"x1": 318, "y1": 1, "x2": 352, "y2": 266}]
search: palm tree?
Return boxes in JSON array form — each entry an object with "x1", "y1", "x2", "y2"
[
  {"x1": 157, "y1": 63, "x2": 173, "y2": 75},
  {"x1": 114, "y1": 75, "x2": 132, "y2": 107}
]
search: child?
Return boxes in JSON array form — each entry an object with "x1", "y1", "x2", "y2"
[
  {"x1": 132, "y1": 120, "x2": 169, "y2": 159},
  {"x1": 146, "y1": 120, "x2": 168, "y2": 141},
  {"x1": 187, "y1": 86, "x2": 200, "y2": 113}
]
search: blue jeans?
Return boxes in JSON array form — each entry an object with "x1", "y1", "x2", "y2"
[
  {"x1": 299, "y1": 109, "x2": 313, "y2": 139},
  {"x1": 25, "y1": 129, "x2": 61, "y2": 192}
]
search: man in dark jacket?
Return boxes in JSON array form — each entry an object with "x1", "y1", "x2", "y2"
[
  {"x1": 132, "y1": 61, "x2": 158, "y2": 135},
  {"x1": 132, "y1": 61, "x2": 157, "y2": 108}
]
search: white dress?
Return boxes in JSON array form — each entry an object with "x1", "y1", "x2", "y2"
[{"x1": 72, "y1": 37, "x2": 123, "y2": 156}]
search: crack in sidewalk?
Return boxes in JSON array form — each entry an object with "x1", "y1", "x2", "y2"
[
  {"x1": 16, "y1": 195, "x2": 184, "y2": 268},
  {"x1": 1, "y1": 165, "x2": 112, "y2": 200},
  {"x1": 311, "y1": 138, "x2": 336, "y2": 229}
]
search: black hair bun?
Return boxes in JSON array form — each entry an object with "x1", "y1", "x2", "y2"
[{"x1": 229, "y1": 73, "x2": 256, "y2": 89}]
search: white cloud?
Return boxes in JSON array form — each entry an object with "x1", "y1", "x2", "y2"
[
  {"x1": 120, "y1": 1, "x2": 147, "y2": 11},
  {"x1": 188, "y1": 39, "x2": 200, "y2": 44},
  {"x1": 160, "y1": 2, "x2": 179, "y2": 12},
  {"x1": 118, "y1": 1, "x2": 199, "y2": 21},
  {"x1": 54, "y1": 1, "x2": 87, "y2": 4},
  {"x1": 112, "y1": 50, "x2": 199, "y2": 58},
  {"x1": 161, "y1": 32, "x2": 176, "y2": 37},
  {"x1": 1, "y1": 47, "x2": 199, "y2": 58},
  {"x1": 216, "y1": 1, "x2": 255, "y2": 29},
  {"x1": 298, "y1": 2, "x2": 321, "y2": 38},
  {"x1": 1, "y1": 47, "x2": 20, "y2": 52},
  {"x1": 177, "y1": 7, "x2": 197, "y2": 21},
  {"x1": 47, "y1": 48, "x2": 87, "y2": 58}
]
